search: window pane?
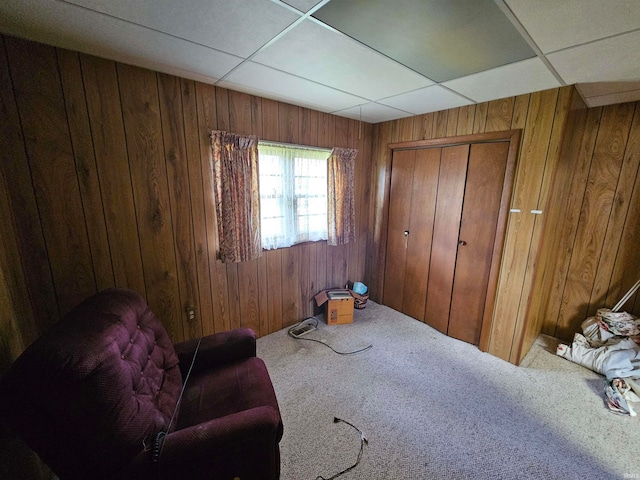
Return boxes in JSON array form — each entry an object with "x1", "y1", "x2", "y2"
[{"x1": 259, "y1": 143, "x2": 330, "y2": 249}]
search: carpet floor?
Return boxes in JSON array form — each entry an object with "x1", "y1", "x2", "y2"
[{"x1": 257, "y1": 301, "x2": 640, "y2": 480}]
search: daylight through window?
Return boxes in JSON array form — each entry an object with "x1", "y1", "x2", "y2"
[{"x1": 258, "y1": 143, "x2": 331, "y2": 250}]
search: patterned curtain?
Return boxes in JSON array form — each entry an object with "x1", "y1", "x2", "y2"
[
  {"x1": 210, "y1": 130, "x2": 262, "y2": 263},
  {"x1": 327, "y1": 147, "x2": 358, "y2": 246}
]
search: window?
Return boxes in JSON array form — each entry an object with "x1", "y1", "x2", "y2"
[{"x1": 258, "y1": 143, "x2": 331, "y2": 250}]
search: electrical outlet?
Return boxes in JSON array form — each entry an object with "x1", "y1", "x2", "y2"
[{"x1": 186, "y1": 306, "x2": 196, "y2": 322}]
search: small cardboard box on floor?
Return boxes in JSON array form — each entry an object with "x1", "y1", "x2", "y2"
[{"x1": 314, "y1": 289, "x2": 354, "y2": 325}]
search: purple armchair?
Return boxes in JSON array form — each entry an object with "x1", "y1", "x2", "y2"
[{"x1": 0, "y1": 288, "x2": 283, "y2": 479}]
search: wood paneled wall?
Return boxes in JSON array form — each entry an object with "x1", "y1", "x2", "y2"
[
  {"x1": 0, "y1": 34, "x2": 372, "y2": 366},
  {"x1": 533, "y1": 100, "x2": 640, "y2": 341},
  {"x1": 370, "y1": 86, "x2": 581, "y2": 363},
  {"x1": 2, "y1": 32, "x2": 639, "y2": 369}
]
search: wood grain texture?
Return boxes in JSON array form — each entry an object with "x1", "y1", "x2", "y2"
[
  {"x1": 0, "y1": 36, "x2": 59, "y2": 330},
  {"x1": 509, "y1": 86, "x2": 573, "y2": 363},
  {"x1": 540, "y1": 107, "x2": 601, "y2": 336},
  {"x1": 413, "y1": 113, "x2": 435, "y2": 140},
  {"x1": 402, "y1": 148, "x2": 440, "y2": 321},
  {"x1": 486, "y1": 97, "x2": 515, "y2": 133},
  {"x1": 473, "y1": 102, "x2": 488, "y2": 134},
  {"x1": 57, "y1": 48, "x2": 114, "y2": 292},
  {"x1": 511, "y1": 95, "x2": 530, "y2": 130},
  {"x1": 117, "y1": 63, "x2": 183, "y2": 342},
  {"x1": 446, "y1": 108, "x2": 459, "y2": 137},
  {"x1": 158, "y1": 73, "x2": 201, "y2": 339},
  {"x1": 393, "y1": 117, "x2": 414, "y2": 143},
  {"x1": 371, "y1": 87, "x2": 592, "y2": 363},
  {"x1": 2, "y1": 36, "x2": 372, "y2": 370},
  {"x1": 196, "y1": 82, "x2": 230, "y2": 334},
  {"x1": 488, "y1": 89, "x2": 558, "y2": 360},
  {"x1": 0, "y1": 158, "x2": 37, "y2": 371},
  {"x1": 434, "y1": 110, "x2": 449, "y2": 138},
  {"x1": 449, "y1": 142, "x2": 509, "y2": 345},
  {"x1": 456, "y1": 105, "x2": 476, "y2": 136},
  {"x1": 519, "y1": 89, "x2": 588, "y2": 361},
  {"x1": 81, "y1": 54, "x2": 147, "y2": 297},
  {"x1": 555, "y1": 102, "x2": 635, "y2": 339},
  {"x1": 9, "y1": 34, "x2": 640, "y2": 381},
  {"x1": 7, "y1": 37, "x2": 96, "y2": 315},
  {"x1": 605, "y1": 110, "x2": 640, "y2": 312},
  {"x1": 424, "y1": 145, "x2": 469, "y2": 333},
  {"x1": 383, "y1": 149, "x2": 416, "y2": 311},
  {"x1": 181, "y1": 78, "x2": 214, "y2": 336},
  {"x1": 588, "y1": 103, "x2": 640, "y2": 317},
  {"x1": 369, "y1": 122, "x2": 393, "y2": 300}
]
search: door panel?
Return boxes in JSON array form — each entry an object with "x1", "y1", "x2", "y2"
[
  {"x1": 424, "y1": 145, "x2": 469, "y2": 333},
  {"x1": 383, "y1": 149, "x2": 416, "y2": 311},
  {"x1": 402, "y1": 148, "x2": 440, "y2": 320},
  {"x1": 448, "y1": 142, "x2": 509, "y2": 344}
]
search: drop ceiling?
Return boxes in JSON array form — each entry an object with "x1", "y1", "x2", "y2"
[{"x1": 1, "y1": 0, "x2": 639, "y2": 123}]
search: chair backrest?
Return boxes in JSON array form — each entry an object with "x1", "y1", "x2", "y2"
[{"x1": 0, "y1": 289, "x2": 183, "y2": 479}]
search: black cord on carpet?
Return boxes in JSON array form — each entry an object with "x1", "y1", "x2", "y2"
[
  {"x1": 287, "y1": 317, "x2": 372, "y2": 355},
  {"x1": 316, "y1": 417, "x2": 368, "y2": 480}
]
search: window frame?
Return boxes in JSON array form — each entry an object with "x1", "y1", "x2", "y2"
[{"x1": 258, "y1": 142, "x2": 332, "y2": 250}]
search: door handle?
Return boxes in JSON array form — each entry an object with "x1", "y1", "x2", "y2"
[{"x1": 458, "y1": 240, "x2": 467, "y2": 246}]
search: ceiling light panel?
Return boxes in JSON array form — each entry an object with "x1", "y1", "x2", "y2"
[
  {"x1": 443, "y1": 58, "x2": 560, "y2": 102},
  {"x1": 313, "y1": 0, "x2": 535, "y2": 82},
  {"x1": 252, "y1": 19, "x2": 433, "y2": 101},
  {"x1": 379, "y1": 85, "x2": 473, "y2": 115},
  {"x1": 64, "y1": 0, "x2": 300, "y2": 58},
  {"x1": 217, "y1": 61, "x2": 365, "y2": 113},
  {"x1": 506, "y1": 0, "x2": 640, "y2": 54}
]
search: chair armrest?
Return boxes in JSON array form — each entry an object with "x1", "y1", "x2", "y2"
[
  {"x1": 174, "y1": 328, "x2": 256, "y2": 375},
  {"x1": 121, "y1": 406, "x2": 282, "y2": 480},
  {"x1": 162, "y1": 406, "x2": 281, "y2": 461}
]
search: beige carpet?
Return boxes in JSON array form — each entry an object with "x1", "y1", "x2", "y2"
[{"x1": 257, "y1": 301, "x2": 640, "y2": 480}]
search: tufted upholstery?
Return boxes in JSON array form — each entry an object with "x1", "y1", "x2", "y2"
[{"x1": 0, "y1": 288, "x2": 282, "y2": 480}]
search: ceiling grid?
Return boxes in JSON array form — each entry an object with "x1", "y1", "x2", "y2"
[{"x1": 0, "y1": 0, "x2": 638, "y2": 122}]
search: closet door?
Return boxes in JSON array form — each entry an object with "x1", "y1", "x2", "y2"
[
  {"x1": 382, "y1": 149, "x2": 415, "y2": 312},
  {"x1": 383, "y1": 138, "x2": 513, "y2": 348},
  {"x1": 423, "y1": 145, "x2": 469, "y2": 333},
  {"x1": 402, "y1": 148, "x2": 440, "y2": 320},
  {"x1": 383, "y1": 148, "x2": 440, "y2": 319},
  {"x1": 447, "y1": 142, "x2": 509, "y2": 345}
]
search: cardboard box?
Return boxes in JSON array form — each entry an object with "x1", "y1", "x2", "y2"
[{"x1": 314, "y1": 289, "x2": 354, "y2": 325}]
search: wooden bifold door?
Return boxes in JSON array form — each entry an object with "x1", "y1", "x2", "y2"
[{"x1": 383, "y1": 136, "x2": 515, "y2": 347}]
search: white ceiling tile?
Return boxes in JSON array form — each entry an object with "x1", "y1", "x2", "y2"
[
  {"x1": 64, "y1": 0, "x2": 300, "y2": 58},
  {"x1": 0, "y1": 0, "x2": 242, "y2": 82},
  {"x1": 378, "y1": 86, "x2": 473, "y2": 116},
  {"x1": 282, "y1": 0, "x2": 322, "y2": 13},
  {"x1": 217, "y1": 61, "x2": 364, "y2": 113},
  {"x1": 333, "y1": 103, "x2": 414, "y2": 124},
  {"x1": 442, "y1": 58, "x2": 560, "y2": 103},
  {"x1": 506, "y1": 0, "x2": 640, "y2": 53},
  {"x1": 547, "y1": 31, "x2": 640, "y2": 85},
  {"x1": 252, "y1": 20, "x2": 433, "y2": 101}
]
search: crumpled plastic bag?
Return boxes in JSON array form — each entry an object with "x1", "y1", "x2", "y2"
[
  {"x1": 605, "y1": 378, "x2": 640, "y2": 416},
  {"x1": 556, "y1": 334, "x2": 640, "y2": 379},
  {"x1": 596, "y1": 308, "x2": 640, "y2": 337}
]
